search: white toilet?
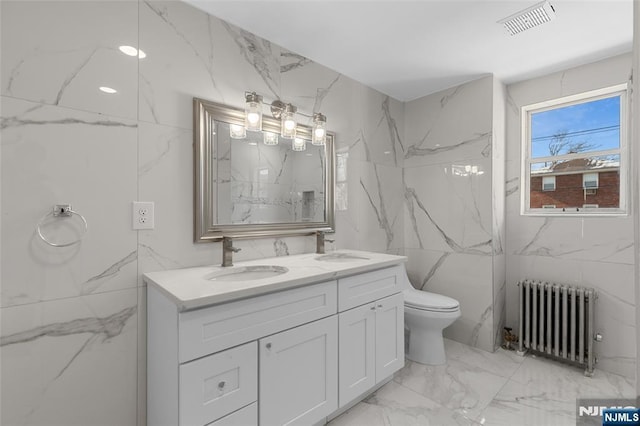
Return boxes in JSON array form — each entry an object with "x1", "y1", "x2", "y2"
[{"x1": 401, "y1": 271, "x2": 461, "y2": 365}]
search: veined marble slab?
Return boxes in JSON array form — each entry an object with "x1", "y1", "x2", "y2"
[{"x1": 144, "y1": 250, "x2": 407, "y2": 311}]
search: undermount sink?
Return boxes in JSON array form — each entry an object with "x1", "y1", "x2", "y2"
[
  {"x1": 206, "y1": 265, "x2": 289, "y2": 282},
  {"x1": 315, "y1": 252, "x2": 370, "y2": 262}
]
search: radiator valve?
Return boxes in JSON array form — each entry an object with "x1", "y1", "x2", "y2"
[{"x1": 502, "y1": 327, "x2": 518, "y2": 350}]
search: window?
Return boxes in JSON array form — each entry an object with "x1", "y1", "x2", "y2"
[
  {"x1": 583, "y1": 172, "x2": 599, "y2": 189},
  {"x1": 542, "y1": 176, "x2": 556, "y2": 191},
  {"x1": 521, "y1": 84, "x2": 628, "y2": 216}
]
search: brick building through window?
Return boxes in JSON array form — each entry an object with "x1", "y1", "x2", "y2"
[{"x1": 530, "y1": 158, "x2": 619, "y2": 209}]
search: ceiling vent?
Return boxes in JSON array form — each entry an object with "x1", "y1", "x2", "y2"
[{"x1": 498, "y1": 1, "x2": 556, "y2": 36}]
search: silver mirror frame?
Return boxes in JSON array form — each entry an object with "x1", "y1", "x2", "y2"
[{"x1": 194, "y1": 97, "x2": 335, "y2": 242}]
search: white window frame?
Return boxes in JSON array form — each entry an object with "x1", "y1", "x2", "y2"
[
  {"x1": 542, "y1": 176, "x2": 556, "y2": 191},
  {"x1": 521, "y1": 83, "x2": 628, "y2": 216},
  {"x1": 582, "y1": 172, "x2": 599, "y2": 189}
]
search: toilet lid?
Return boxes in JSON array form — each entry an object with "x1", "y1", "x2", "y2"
[{"x1": 403, "y1": 289, "x2": 459, "y2": 311}]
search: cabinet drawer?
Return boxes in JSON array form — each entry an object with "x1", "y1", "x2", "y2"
[
  {"x1": 179, "y1": 281, "x2": 337, "y2": 362},
  {"x1": 338, "y1": 265, "x2": 403, "y2": 311},
  {"x1": 180, "y1": 342, "x2": 257, "y2": 426},
  {"x1": 207, "y1": 402, "x2": 257, "y2": 426}
]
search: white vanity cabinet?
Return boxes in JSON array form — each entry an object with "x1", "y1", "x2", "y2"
[
  {"x1": 337, "y1": 266, "x2": 405, "y2": 407},
  {"x1": 147, "y1": 281, "x2": 337, "y2": 426},
  {"x1": 146, "y1": 255, "x2": 407, "y2": 426}
]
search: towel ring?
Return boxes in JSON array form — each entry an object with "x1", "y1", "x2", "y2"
[{"x1": 36, "y1": 204, "x2": 88, "y2": 247}]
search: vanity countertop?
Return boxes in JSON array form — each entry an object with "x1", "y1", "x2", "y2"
[{"x1": 143, "y1": 250, "x2": 407, "y2": 311}]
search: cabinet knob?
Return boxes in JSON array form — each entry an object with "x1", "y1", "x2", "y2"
[
  {"x1": 370, "y1": 306, "x2": 376, "y2": 310},
  {"x1": 266, "y1": 343, "x2": 272, "y2": 349},
  {"x1": 218, "y1": 381, "x2": 225, "y2": 390},
  {"x1": 377, "y1": 304, "x2": 383, "y2": 308}
]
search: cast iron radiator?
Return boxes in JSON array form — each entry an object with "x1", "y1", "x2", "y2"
[{"x1": 517, "y1": 279, "x2": 597, "y2": 376}]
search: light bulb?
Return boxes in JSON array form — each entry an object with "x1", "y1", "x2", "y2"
[
  {"x1": 247, "y1": 112, "x2": 260, "y2": 124},
  {"x1": 312, "y1": 113, "x2": 326, "y2": 145},
  {"x1": 244, "y1": 92, "x2": 263, "y2": 132},
  {"x1": 279, "y1": 103, "x2": 297, "y2": 139}
]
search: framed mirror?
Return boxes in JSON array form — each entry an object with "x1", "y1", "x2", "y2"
[{"x1": 194, "y1": 97, "x2": 335, "y2": 242}]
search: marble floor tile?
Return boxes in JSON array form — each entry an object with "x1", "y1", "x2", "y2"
[
  {"x1": 477, "y1": 378, "x2": 580, "y2": 426},
  {"x1": 330, "y1": 339, "x2": 635, "y2": 426},
  {"x1": 392, "y1": 357, "x2": 507, "y2": 419},
  {"x1": 509, "y1": 355, "x2": 635, "y2": 399},
  {"x1": 444, "y1": 339, "x2": 525, "y2": 378},
  {"x1": 328, "y1": 381, "x2": 482, "y2": 426}
]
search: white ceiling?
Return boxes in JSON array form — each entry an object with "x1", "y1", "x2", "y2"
[{"x1": 185, "y1": 0, "x2": 633, "y2": 101}]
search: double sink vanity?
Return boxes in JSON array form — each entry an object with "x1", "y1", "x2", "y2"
[
  {"x1": 145, "y1": 250, "x2": 407, "y2": 426},
  {"x1": 145, "y1": 98, "x2": 407, "y2": 425}
]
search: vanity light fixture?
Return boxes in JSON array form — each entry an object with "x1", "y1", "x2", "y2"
[
  {"x1": 292, "y1": 137, "x2": 306, "y2": 152},
  {"x1": 243, "y1": 91, "x2": 328, "y2": 143},
  {"x1": 263, "y1": 131, "x2": 279, "y2": 145},
  {"x1": 281, "y1": 106, "x2": 297, "y2": 139},
  {"x1": 229, "y1": 123, "x2": 246, "y2": 139},
  {"x1": 270, "y1": 101, "x2": 297, "y2": 139},
  {"x1": 312, "y1": 113, "x2": 327, "y2": 145},
  {"x1": 244, "y1": 92, "x2": 263, "y2": 132}
]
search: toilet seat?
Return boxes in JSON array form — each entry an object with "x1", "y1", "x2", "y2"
[{"x1": 403, "y1": 289, "x2": 459, "y2": 312}]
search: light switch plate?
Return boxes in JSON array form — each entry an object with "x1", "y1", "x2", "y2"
[{"x1": 133, "y1": 201, "x2": 154, "y2": 230}]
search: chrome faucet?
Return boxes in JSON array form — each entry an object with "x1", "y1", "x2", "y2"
[
  {"x1": 316, "y1": 231, "x2": 335, "y2": 254},
  {"x1": 222, "y1": 237, "x2": 241, "y2": 267}
]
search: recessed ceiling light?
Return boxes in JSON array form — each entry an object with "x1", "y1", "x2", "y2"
[
  {"x1": 119, "y1": 45, "x2": 147, "y2": 59},
  {"x1": 498, "y1": 1, "x2": 556, "y2": 36},
  {"x1": 99, "y1": 86, "x2": 117, "y2": 94}
]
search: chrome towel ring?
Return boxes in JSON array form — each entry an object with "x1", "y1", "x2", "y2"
[{"x1": 36, "y1": 204, "x2": 88, "y2": 247}]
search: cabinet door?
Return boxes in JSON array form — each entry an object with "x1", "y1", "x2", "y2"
[
  {"x1": 259, "y1": 316, "x2": 338, "y2": 426},
  {"x1": 338, "y1": 302, "x2": 376, "y2": 407},
  {"x1": 374, "y1": 293, "x2": 405, "y2": 381}
]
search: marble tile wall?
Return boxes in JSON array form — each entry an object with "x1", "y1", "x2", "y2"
[
  {"x1": 403, "y1": 75, "x2": 505, "y2": 352},
  {"x1": 0, "y1": 1, "x2": 405, "y2": 425},
  {"x1": 505, "y1": 53, "x2": 636, "y2": 378}
]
